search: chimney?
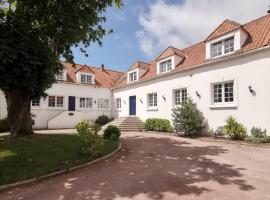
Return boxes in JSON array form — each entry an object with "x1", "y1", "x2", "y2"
[
  {"x1": 268, "y1": 6, "x2": 270, "y2": 14},
  {"x1": 101, "y1": 64, "x2": 105, "y2": 71}
]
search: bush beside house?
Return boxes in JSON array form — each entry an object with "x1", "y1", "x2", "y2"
[
  {"x1": 143, "y1": 118, "x2": 173, "y2": 132},
  {"x1": 223, "y1": 116, "x2": 247, "y2": 140},
  {"x1": 0, "y1": 117, "x2": 9, "y2": 133},
  {"x1": 103, "y1": 125, "x2": 121, "y2": 141},
  {"x1": 172, "y1": 98, "x2": 205, "y2": 135},
  {"x1": 95, "y1": 115, "x2": 113, "y2": 126}
]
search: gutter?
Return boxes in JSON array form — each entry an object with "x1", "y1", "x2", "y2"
[{"x1": 112, "y1": 45, "x2": 270, "y2": 90}]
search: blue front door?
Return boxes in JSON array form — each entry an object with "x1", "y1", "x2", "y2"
[
  {"x1": 129, "y1": 96, "x2": 136, "y2": 115},
  {"x1": 68, "y1": 96, "x2": 76, "y2": 111}
]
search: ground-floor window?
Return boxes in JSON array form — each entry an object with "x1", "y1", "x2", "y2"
[
  {"x1": 32, "y1": 99, "x2": 40, "y2": 107},
  {"x1": 116, "y1": 98, "x2": 121, "y2": 109},
  {"x1": 147, "y1": 92, "x2": 158, "y2": 108},
  {"x1": 98, "y1": 99, "x2": 109, "y2": 109},
  {"x1": 212, "y1": 81, "x2": 234, "y2": 104},
  {"x1": 48, "y1": 96, "x2": 64, "y2": 107},
  {"x1": 173, "y1": 88, "x2": 187, "y2": 106},
  {"x1": 79, "y1": 97, "x2": 93, "y2": 108}
]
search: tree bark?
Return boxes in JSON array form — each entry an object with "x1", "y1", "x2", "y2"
[{"x1": 4, "y1": 90, "x2": 33, "y2": 137}]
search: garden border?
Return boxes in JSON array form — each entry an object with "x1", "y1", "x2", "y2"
[{"x1": 0, "y1": 141, "x2": 122, "y2": 192}]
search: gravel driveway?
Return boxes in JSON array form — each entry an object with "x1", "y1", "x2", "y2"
[{"x1": 1, "y1": 132, "x2": 270, "y2": 200}]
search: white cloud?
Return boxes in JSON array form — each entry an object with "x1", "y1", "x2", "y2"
[{"x1": 136, "y1": 0, "x2": 269, "y2": 56}]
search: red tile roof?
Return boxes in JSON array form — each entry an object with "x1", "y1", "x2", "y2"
[
  {"x1": 113, "y1": 14, "x2": 270, "y2": 89},
  {"x1": 62, "y1": 62, "x2": 124, "y2": 88}
]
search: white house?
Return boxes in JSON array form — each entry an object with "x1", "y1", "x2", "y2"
[{"x1": 1, "y1": 14, "x2": 270, "y2": 133}]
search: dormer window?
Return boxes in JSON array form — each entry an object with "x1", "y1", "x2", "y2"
[
  {"x1": 159, "y1": 59, "x2": 172, "y2": 73},
  {"x1": 81, "y1": 74, "x2": 92, "y2": 84},
  {"x1": 210, "y1": 37, "x2": 234, "y2": 58},
  {"x1": 128, "y1": 70, "x2": 138, "y2": 83},
  {"x1": 56, "y1": 71, "x2": 65, "y2": 81}
]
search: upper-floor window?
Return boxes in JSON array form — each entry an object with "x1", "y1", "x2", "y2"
[
  {"x1": 211, "y1": 37, "x2": 234, "y2": 58},
  {"x1": 159, "y1": 59, "x2": 172, "y2": 73},
  {"x1": 147, "y1": 92, "x2": 158, "y2": 109},
  {"x1": 116, "y1": 98, "x2": 121, "y2": 109},
  {"x1": 173, "y1": 88, "x2": 187, "y2": 106},
  {"x1": 129, "y1": 71, "x2": 137, "y2": 82},
  {"x1": 32, "y1": 99, "x2": 40, "y2": 107},
  {"x1": 81, "y1": 74, "x2": 92, "y2": 84},
  {"x1": 79, "y1": 97, "x2": 93, "y2": 108},
  {"x1": 98, "y1": 99, "x2": 109, "y2": 109},
  {"x1": 56, "y1": 71, "x2": 64, "y2": 80},
  {"x1": 48, "y1": 96, "x2": 64, "y2": 107},
  {"x1": 213, "y1": 81, "x2": 234, "y2": 104}
]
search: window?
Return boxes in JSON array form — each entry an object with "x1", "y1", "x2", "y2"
[
  {"x1": 81, "y1": 74, "x2": 92, "y2": 84},
  {"x1": 148, "y1": 93, "x2": 158, "y2": 108},
  {"x1": 174, "y1": 88, "x2": 187, "y2": 106},
  {"x1": 56, "y1": 71, "x2": 64, "y2": 80},
  {"x1": 212, "y1": 81, "x2": 234, "y2": 104},
  {"x1": 98, "y1": 99, "x2": 109, "y2": 109},
  {"x1": 129, "y1": 71, "x2": 137, "y2": 82},
  {"x1": 48, "y1": 96, "x2": 64, "y2": 107},
  {"x1": 79, "y1": 98, "x2": 93, "y2": 108},
  {"x1": 211, "y1": 37, "x2": 234, "y2": 58},
  {"x1": 160, "y1": 59, "x2": 172, "y2": 73},
  {"x1": 32, "y1": 99, "x2": 40, "y2": 107},
  {"x1": 116, "y1": 98, "x2": 121, "y2": 109}
]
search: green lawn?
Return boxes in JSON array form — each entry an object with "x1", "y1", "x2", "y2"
[{"x1": 0, "y1": 134, "x2": 119, "y2": 186}]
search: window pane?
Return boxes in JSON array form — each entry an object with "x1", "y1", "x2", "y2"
[
  {"x1": 48, "y1": 96, "x2": 55, "y2": 107},
  {"x1": 174, "y1": 90, "x2": 181, "y2": 105},
  {"x1": 181, "y1": 89, "x2": 187, "y2": 102},
  {"x1": 86, "y1": 98, "x2": 92, "y2": 108},
  {"x1": 211, "y1": 42, "x2": 222, "y2": 58},
  {"x1": 116, "y1": 98, "x2": 121, "y2": 109},
  {"x1": 57, "y1": 96, "x2": 64, "y2": 107},
  {"x1": 56, "y1": 72, "x2": 64, "y2": 80},
  {"x1": 32, "y1": 99, "x2": 40, "y2": 107},
  {"x1": 224, "y1": 82, "x2": 234, "y2": 102},
  {"x1": 224, "y1": 37, "x2": 234, "y2": 54},
  {"x1": 153, "y1": 93, "x2": 157, "y2": 106},
  {"x1": 80, "y1": 98, "x2": 85, "y2": 108},
  {"x1": 213, "y1": 84, "x2": 222, "y2": 103}
]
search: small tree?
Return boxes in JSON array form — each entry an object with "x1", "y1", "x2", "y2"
[{"x1": 172, "y1": 97, "x2": 205, "y2": 135}]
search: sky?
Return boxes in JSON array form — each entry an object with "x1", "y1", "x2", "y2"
[{"x1": 72, "y1": 0, "x2": 269, "y2": 72}]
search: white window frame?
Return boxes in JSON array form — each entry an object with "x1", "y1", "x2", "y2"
[
  {"x1": 128, "y1": 69, "x2": 138, "y2": 83},
  {"x1": 210, "y1": 36, "x2": 235, "y2": 58},
  {"x1": 48, "y1": 96, "x2": 64, "y2": 108},
  {"x1": 98, "y1": 98, "x2": 109, "y2": 109},
  {"x1": 116, "y1": 98, "x2": 121, "y2": 110},
  {"x1": 147, "y1": 92, "x2": 158, "y2": 110},
  {"x1": 210, "y1": 80, "x2": 237, "y2": 108},
  {"x1": 173, "y1": 88, "x2": 187, "y2": 108},
  {"x1": 79, "y1": 97, "x2": 93, "y2": 109},
  {"x1": 32, "y1": 99, "x2": 40, "y2": 107},
  {"x1": 80, "y1": 74, "x2": 92, "y2": 84},
  {"x1": 55, "y1": 70, "x2": 66, "y2": 81},
  {"x1": 159, "y1": 59, "x2": 172, "y2": 73}
]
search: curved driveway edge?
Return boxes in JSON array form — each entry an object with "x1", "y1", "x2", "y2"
[{"x1": 1, "y1": 132, "x2": 270, "y2": 200}]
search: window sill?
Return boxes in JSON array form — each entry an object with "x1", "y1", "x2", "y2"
[
  {"x1": 209, "y1": 103, "x2": 237, "y2": 109},
  {"x1": 147, "y1": 107, "x2": 158, "y2": 111}
]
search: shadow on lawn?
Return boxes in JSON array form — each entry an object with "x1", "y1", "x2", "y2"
[{"x1": 61, "y1": 135, "x2": 255, "y2": 200}]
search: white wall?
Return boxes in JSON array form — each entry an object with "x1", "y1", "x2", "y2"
[{"x1": 113, "y1": 49, "x2": 270, "y2": 134}]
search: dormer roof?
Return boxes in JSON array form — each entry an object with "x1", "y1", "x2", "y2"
[
  {"x1": 128, "y1": 61, "x2": 151, "y2": 72},
  {"x1": 206, "y1": 19, "x2": 242, "y2": 41},
  {"x1": 156, "y1": 46, "x2": 185, "y2": 61}
]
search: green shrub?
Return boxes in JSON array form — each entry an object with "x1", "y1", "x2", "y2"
[
  {"x1": 0, "y1": 118, "x2": 9, "y2": 133},
  {"x1": 143, "y1": 118, "x2": 173, "y2": 132},
  {"x1": 251, "y1": 127, "x2": 267, "y2": 138},
  {"x1": 223, "y1": 116, "x2": 247, "y2": 140},
  {"x1": 92, "y1": 123, "x2": 101, "y2": 134},
  {"x1": 245, "y1": 136, "x2": 270, "y2": 144},
  {"x1": 103, "y1": 125, "x2": 121, "y2": 141},
  {"x1": 172, "y1": 98, "x2": 205, "y2": 135},
  {"x1": 76, "y1": 120, "x2": 104, "y2": 158},
  {"x1": 95, "y1": 115, "x2": 110, "y2": 126},
  {"x1": 75, "y1": 119, "x2": 90, "y2": 136}
]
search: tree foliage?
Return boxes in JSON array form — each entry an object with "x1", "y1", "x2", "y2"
[
  {"x1": 172, "y1": 98, "x2": 205, "y2": 135},
  {"x1": 0, "y1": 0, "x2": 122, "y2": 136}
]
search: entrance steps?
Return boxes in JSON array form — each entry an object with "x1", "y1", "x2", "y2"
[{"x1": 99, "y1": 117, "x2": 143, "y2": 133}]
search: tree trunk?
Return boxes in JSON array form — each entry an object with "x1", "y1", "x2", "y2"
[{"x1": 4, "y1": 90, "x2": 33, "y2": 137}]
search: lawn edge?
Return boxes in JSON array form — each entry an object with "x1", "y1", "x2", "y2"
[{"x1": 0, "y1": 140, "x2": 122, "y2": 192}]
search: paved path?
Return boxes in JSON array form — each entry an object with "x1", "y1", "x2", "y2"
[{"x1": 1, "y1": 132, "x2": 270, "y2": 200}]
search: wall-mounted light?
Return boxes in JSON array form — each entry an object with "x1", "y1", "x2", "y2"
[
  {"x1": 123, "y1": 100, "x2": 126, "y2": 104},
  {"x1": 140, "y1": 99, "x2": 143, "y2": 104},
  {"x1": 162, "y1": 95, "x2": 166, "y2": 101},
  {"x1": 248, "y1": 85, "x2": 256, "y2": 96},
  {"x1": 196, "y1": 91, "x2": 201, "y2": 99},
  {"x1": 94, "y1": 100, "x2": 96, "y2": 104}
]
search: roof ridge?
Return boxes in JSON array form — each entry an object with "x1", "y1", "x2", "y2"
[
  {"x1": 81, "y1": 63, "x2": 124, "y2": 74},
  {"x1": 224, "y1": 19, "x2": 242, "y2": 26},
  {"x1": 242, "y1": 14, "x2": 270, "y2": 26}
]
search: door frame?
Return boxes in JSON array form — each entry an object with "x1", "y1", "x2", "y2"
[
  {"x1": 68, "y1": 96, "x2": 76, "y2": 111},
  {"x1": 129, "y1": 95, "x2": 136, "y2": 116}
]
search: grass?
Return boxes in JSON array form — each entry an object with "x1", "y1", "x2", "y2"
[
  {"x1": 0, "y1": 134, "x2": 119, "y2": 186},
  {"x1": 245, "y1": 136, "x2": 270, "y2": 144}
]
